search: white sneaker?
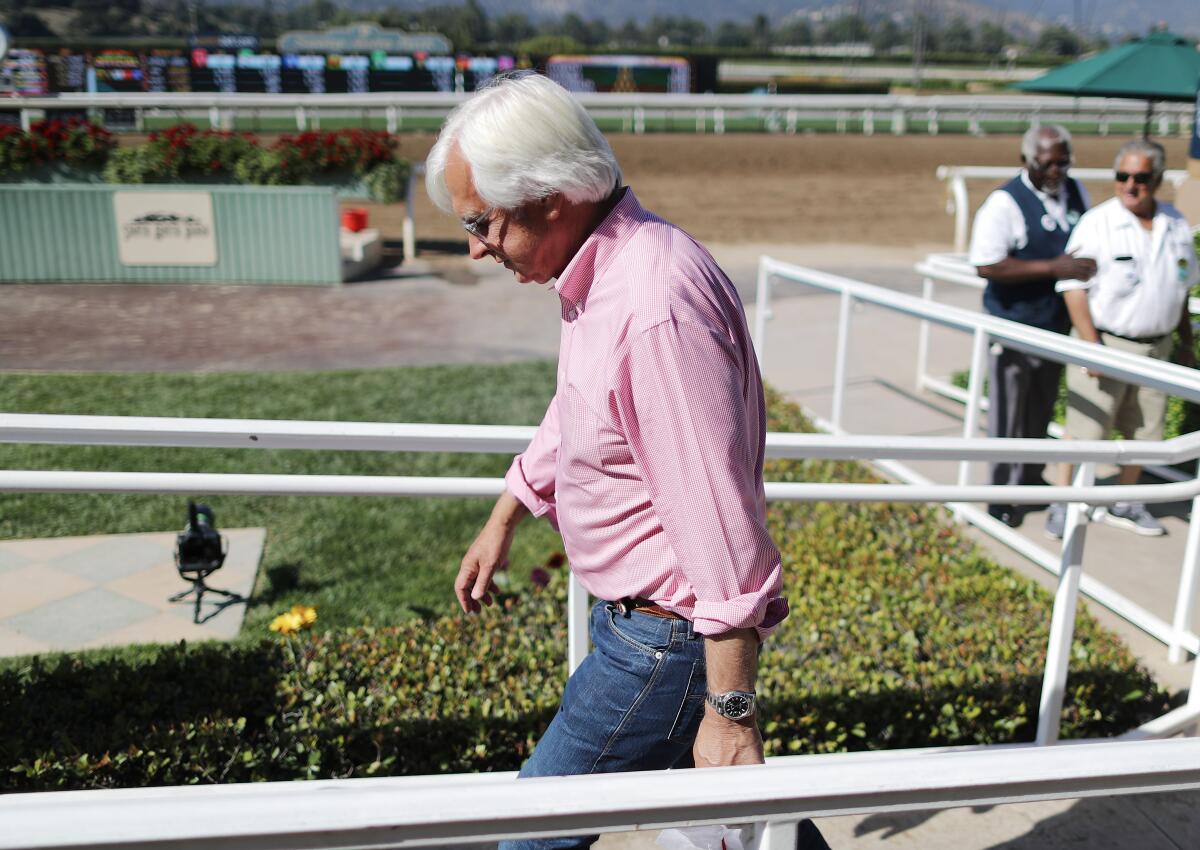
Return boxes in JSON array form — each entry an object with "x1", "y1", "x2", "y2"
[{"x1": 1102, "y1": 502, "x2": 1166, "y2": 537}]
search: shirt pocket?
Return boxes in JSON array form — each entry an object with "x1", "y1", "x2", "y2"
[{"x1": 1104, "y1": 257, "x2": 1140, "y2": 298}]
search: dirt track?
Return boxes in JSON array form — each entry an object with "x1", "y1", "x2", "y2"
[
  {"x1": 1, "y1": 132, "x2": 1192, "y2": 372},
  {"x1": 385, "y1": 131, "x2": 1192, "y2": 247}
]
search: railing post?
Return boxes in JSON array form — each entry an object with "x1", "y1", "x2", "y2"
[
  {"x1": 208, "y1": 106, "x2": 220, "y2": 130},
  {"x1": 295, "y1": 106, "x2": 307, "y2": 131},
  {"x1": 951, "y1": 174, "x2": 970, "y2": 253},
  {"x1": 958, "y1": 327, "x2": 988, "y2": 486},
  {"x1": 830, "y1": 290, "x2": 854, "y2": 433},
  {"x1": 386, "y1": 106, "x2": 398, "y2": 134},
  {"x1": 916, "y1": 277, "x2": 934, "y2": 391},
  {"x1": 1168, "y1": 459, "x2": 1200, "y2": 663},
  {"x1": 863, "y1": 108, "x2": 874, "y2": 136},
  {"x1": 753, "y1": 819, "x2": 799, "y2": 850},
  {"x1": 1036, "y1": 462, "x2": 1095, "y2": 746},
  {"x1": 403, "y1": 167, "x2": 418, "y2": 263},
  {"x1": 892, "y1": 107, "x2": 906, "y2": 135},
  {"x1": 695, "y1": 108, "x2": 705, "y2": 133},
  {"x1": 753, "y1": 261, "x2": 772, "y2": 367},
  {"x1": 785, "y1": 108, "x2": 796, "y2": 135},
  {"x1": 567, "y1": 573, "x2": 588, "y2": 674},
  {"x1": 634, "y1": 106, "x2": 645, "y2": 134}
]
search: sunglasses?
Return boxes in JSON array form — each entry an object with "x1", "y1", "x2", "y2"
[{"x1": 1115, "y1": 171, "x2": 1155, "y2": 185}]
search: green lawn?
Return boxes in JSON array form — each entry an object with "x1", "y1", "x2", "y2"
[{"x1": 0, "y1": 365, "x2": 564, "y2": 635}]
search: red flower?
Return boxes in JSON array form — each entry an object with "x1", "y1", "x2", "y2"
[{"x1": 531, "y1": 568, "x2": 550, "y2": 589}]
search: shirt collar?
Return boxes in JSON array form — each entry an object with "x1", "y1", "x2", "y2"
[
  {"x1": 554, "y1": 187, "x2": 648, "y2": 318},
  {"x1": 1020, "y1": 169, "x2": 1064, "y2": 203}
]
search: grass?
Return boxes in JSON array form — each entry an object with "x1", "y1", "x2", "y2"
[{"x1": 0, "y1": 365, "x2": 565, "y2": 635}]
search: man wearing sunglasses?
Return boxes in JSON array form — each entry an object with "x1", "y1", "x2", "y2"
[
  {"x1": 969, "y1": 125, "x2": 1097, "y2": 528},
  {"x1": 425, "y1": 72, "x2": 792, "y2": 850},
  {"x1": 1045, "y1": 138, "x2": 1198, "y2": 539}
]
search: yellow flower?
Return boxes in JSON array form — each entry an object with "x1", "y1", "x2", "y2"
[
  {"x1": 269, "y1": 611, "x2": 304, "y2": 634},
  {"x1": 291, "y1": 604, "x2": 318, "y2": 626},
  {"x1": 270, "y1": 604, "x2": 317, "y2": 635}
]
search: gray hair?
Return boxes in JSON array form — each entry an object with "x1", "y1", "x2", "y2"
[
  {"x1": 426, "y1": 71, "x2": 622, "y2": 214},
  {"x1": 1114, "y1": 138, "x2": 1166, "y2": 177},
  {"x1": 1021, "y1": 124, "x2": 1073, "y2": 162}
]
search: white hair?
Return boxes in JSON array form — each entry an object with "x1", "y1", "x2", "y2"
[
  {"x1": 1114, "y1": 138, "x2": 1166, "y2": 177},
  {"x1": 425, "y1": 71, "x2": 622, "y2": 215},
  {"x1": 1021, "y1": 124, "x2": 1073, "y2": 162}
]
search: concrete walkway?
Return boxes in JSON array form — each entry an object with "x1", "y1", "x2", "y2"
[{"x1": 0, "y1": 529, "x2": 265, "y2": 656}]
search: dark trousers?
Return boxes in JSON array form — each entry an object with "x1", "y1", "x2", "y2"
[{"x1": 987, "y1": 345, "x2": 1063, "y2": 488}]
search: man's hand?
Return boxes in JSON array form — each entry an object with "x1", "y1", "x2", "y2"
[
  {"x1": 455, "y1": 491, "x2": 529, "y2": 614},
  {"x1": 693, "y1": 711, "x2": 763, "y2": 768},
  {"x1": 1048, "y1": 251, "x2": 1097, "y2": 282}
]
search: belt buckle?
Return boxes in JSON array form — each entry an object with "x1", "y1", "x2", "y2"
[{"x1": 615, "y1": 599, "x2": 632, "y2": 617}]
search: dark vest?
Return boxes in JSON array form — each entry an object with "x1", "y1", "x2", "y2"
[{"x1": 983, "y1": 175, "x2": 1086, "y2": 332}]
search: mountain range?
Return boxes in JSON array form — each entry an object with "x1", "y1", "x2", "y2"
[{"x1": 271, "y1": 0, "x2": 1200, "y2": 39}]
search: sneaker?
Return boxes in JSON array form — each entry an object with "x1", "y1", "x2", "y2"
[
  {"x1": 1045, "y1": 502, "x2": 1067, "y2": 540},
  {"x1": 1103, "y1": 502, "x2": 1166, "y2": 537},
  {"x1": 987, "y1": 503, "x2": 1022, "y2": 528}
]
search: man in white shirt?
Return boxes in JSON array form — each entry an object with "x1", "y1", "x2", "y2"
[
  {"x1": 1047, "y1": 138, "x2": 1198, "y2": 539},
  {"x1": 968, "y1": 125, "x2": 1097, "y2": 527}
]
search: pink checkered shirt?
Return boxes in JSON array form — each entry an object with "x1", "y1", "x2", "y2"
[{"x1": 504, "y1": 189, "x2": 787, "y2": 639}]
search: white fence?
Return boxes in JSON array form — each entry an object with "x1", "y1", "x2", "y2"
[
  {"x1": 752, "y1": 257, "x2": 1200, "y2": 678},
  {"x1": 6, "y1": 91, "x2": 1194, "y2": 137},
  {"x1": 936, "y1": 166, "x2": 1193, "y2": 253},
  {"x1": 2, "y1": 739, "x2": 1200, "y2": 850},
  {"x1": 6, "y1": 260, "x2": 1200, "y2": 844}
]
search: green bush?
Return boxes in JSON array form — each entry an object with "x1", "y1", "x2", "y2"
[
  {"x1": 0, "y1": 119, "x2": 116, "y2": 176},
  {"x1": 0, "y1": 387, "x2": 1170, "y2": 790}
]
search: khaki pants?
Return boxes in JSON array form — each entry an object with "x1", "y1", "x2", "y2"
[{"x1": 1064, "y1": 331, "x2": 1173, "y2": 442}]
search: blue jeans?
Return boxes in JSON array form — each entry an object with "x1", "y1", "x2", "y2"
[{"x1": 499, "y1": 601, "x2": 708, "y2": 850}]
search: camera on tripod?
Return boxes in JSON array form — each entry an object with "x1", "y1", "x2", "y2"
[{"x1": 171, "y1": 501, "x2": 240, "y2": 624}]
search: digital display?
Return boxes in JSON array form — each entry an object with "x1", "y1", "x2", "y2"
[
  {"x1": 1, "y1": 49, "x2": 50, "y2": 97},
  {"x1": 547, "y1": 55, "x2": 690, "y2": 94},
  {"x1": 47, "y1": 50, "x2": 87, "y2": 93},
  {"x1": 93, "y1": 50, "x2": 144, "y2": 93},
  {"x1": 146, "y1": 49, "x2": 191, "y2": 93}
]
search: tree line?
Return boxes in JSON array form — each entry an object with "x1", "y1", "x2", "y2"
[{"x1": 2, "y1": 0, "x2": 1108, "y2": 60}]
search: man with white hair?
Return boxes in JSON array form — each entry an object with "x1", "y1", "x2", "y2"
[
  {"x1": 969, "y1": 124, "x2": 1097, "y2": 527},
  {"x1": 426, "y1": 72, "x2": 788, "y2": 848},
  {"x1": 1046, "y1": 138, "x2": 1197, "y2": 539}
]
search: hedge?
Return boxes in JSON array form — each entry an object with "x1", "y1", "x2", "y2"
[{"x1": 0, "y1": 389, "x2": 1172, "y2": 790}]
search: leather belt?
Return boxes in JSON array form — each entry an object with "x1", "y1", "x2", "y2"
[
  {"x1": 614, "y1": 597, "x2": 686, "y2": 620},
  {"x1": 1099, "y1": 329, "x2": 1167, "y2": 345}
]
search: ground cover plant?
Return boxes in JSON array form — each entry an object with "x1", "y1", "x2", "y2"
[{"x1": 0, "y1": 368, "x2": 1171, "y2": 790}]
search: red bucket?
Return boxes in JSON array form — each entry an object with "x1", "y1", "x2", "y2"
[{"x1": 341, "y1": 208, "x2": 369, "y2": 232}]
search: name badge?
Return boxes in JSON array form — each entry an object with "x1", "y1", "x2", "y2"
[{"x1": 1040, "y1": 214, "x2": 1058, "y2": 232}]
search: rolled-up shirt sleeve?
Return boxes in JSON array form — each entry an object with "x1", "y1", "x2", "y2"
[
  {"x1": 615, "y1": 316, "x2": 785, "y2": 638},
  {"x1": 505, "y1": 394, "x2": 561, "y2": 529},
  {"x1": 1056, "y1": 215, "x2": 1098, "y2": 292}
]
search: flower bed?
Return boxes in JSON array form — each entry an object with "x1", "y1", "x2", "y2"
[
  {"x1": 0, "y1": 388, "x2": 1172, "y2": 790},
  {"x1": 0, "y1": 118, "x2": 116, "y2": 179},
  {"x1": 0, "y1": 121, "x2": 409, "y2": 203}
]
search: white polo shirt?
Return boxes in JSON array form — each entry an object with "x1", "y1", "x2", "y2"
[
  {"x1": 1056, "y1": 197, "x2": 1198, "y2": 339},
  {"x1": 968, "y1": 171, "x2": 1090, "y2": 266}
]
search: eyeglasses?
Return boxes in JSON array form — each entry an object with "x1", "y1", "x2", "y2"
[
  {"x1": 461, "y1": 208, "x2": 496, "y2": 243},
  {"x1": 1115, "y1": 171, "x2": 1155, "y2": 185}
]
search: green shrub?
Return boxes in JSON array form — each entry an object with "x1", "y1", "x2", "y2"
[{"x1": 0, "y1": 387, "x2": 1170, "y2": 790}]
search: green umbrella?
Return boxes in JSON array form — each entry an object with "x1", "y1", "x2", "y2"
[{"x1": 1013, "y1": 31, "x2": 1200, "y2": 134}]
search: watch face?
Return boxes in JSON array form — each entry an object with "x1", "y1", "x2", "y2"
[{"x1": 724, "y1": 694, "x2": 751, "y2": 718}]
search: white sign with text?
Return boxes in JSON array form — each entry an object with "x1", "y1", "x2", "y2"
[{"x1": 113, "y1": 191, "x2": 218, "y2": 266}]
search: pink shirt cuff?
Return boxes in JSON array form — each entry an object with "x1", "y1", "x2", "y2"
[
  {"x1": 504, "y1": 455, "x2": 558, "y2": 529},
  {"x1": 691, "y1": 596, "x2": 790, "y2": 641}
]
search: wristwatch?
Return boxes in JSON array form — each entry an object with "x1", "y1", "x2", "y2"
[{"x1": 705, "y1": 690, "x2": 757, "y2": 720}]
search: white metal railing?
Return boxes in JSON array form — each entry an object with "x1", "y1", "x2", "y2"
[
  {"x1": 2, "y1": 739, "x2": 1200, "y2": 850},
  {"x1": 752, "y1": 257, "x2": 1200, "y2": 678},
  {"x1": 6, "y1": 260, "x2": 1200, "y2": 841},
  {"x1": 936, "y1": 165, "x2": 1192, "y2": 253},
  {"x1": 6, "y1": 91, "x2": 1193, "y2": 138}
]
